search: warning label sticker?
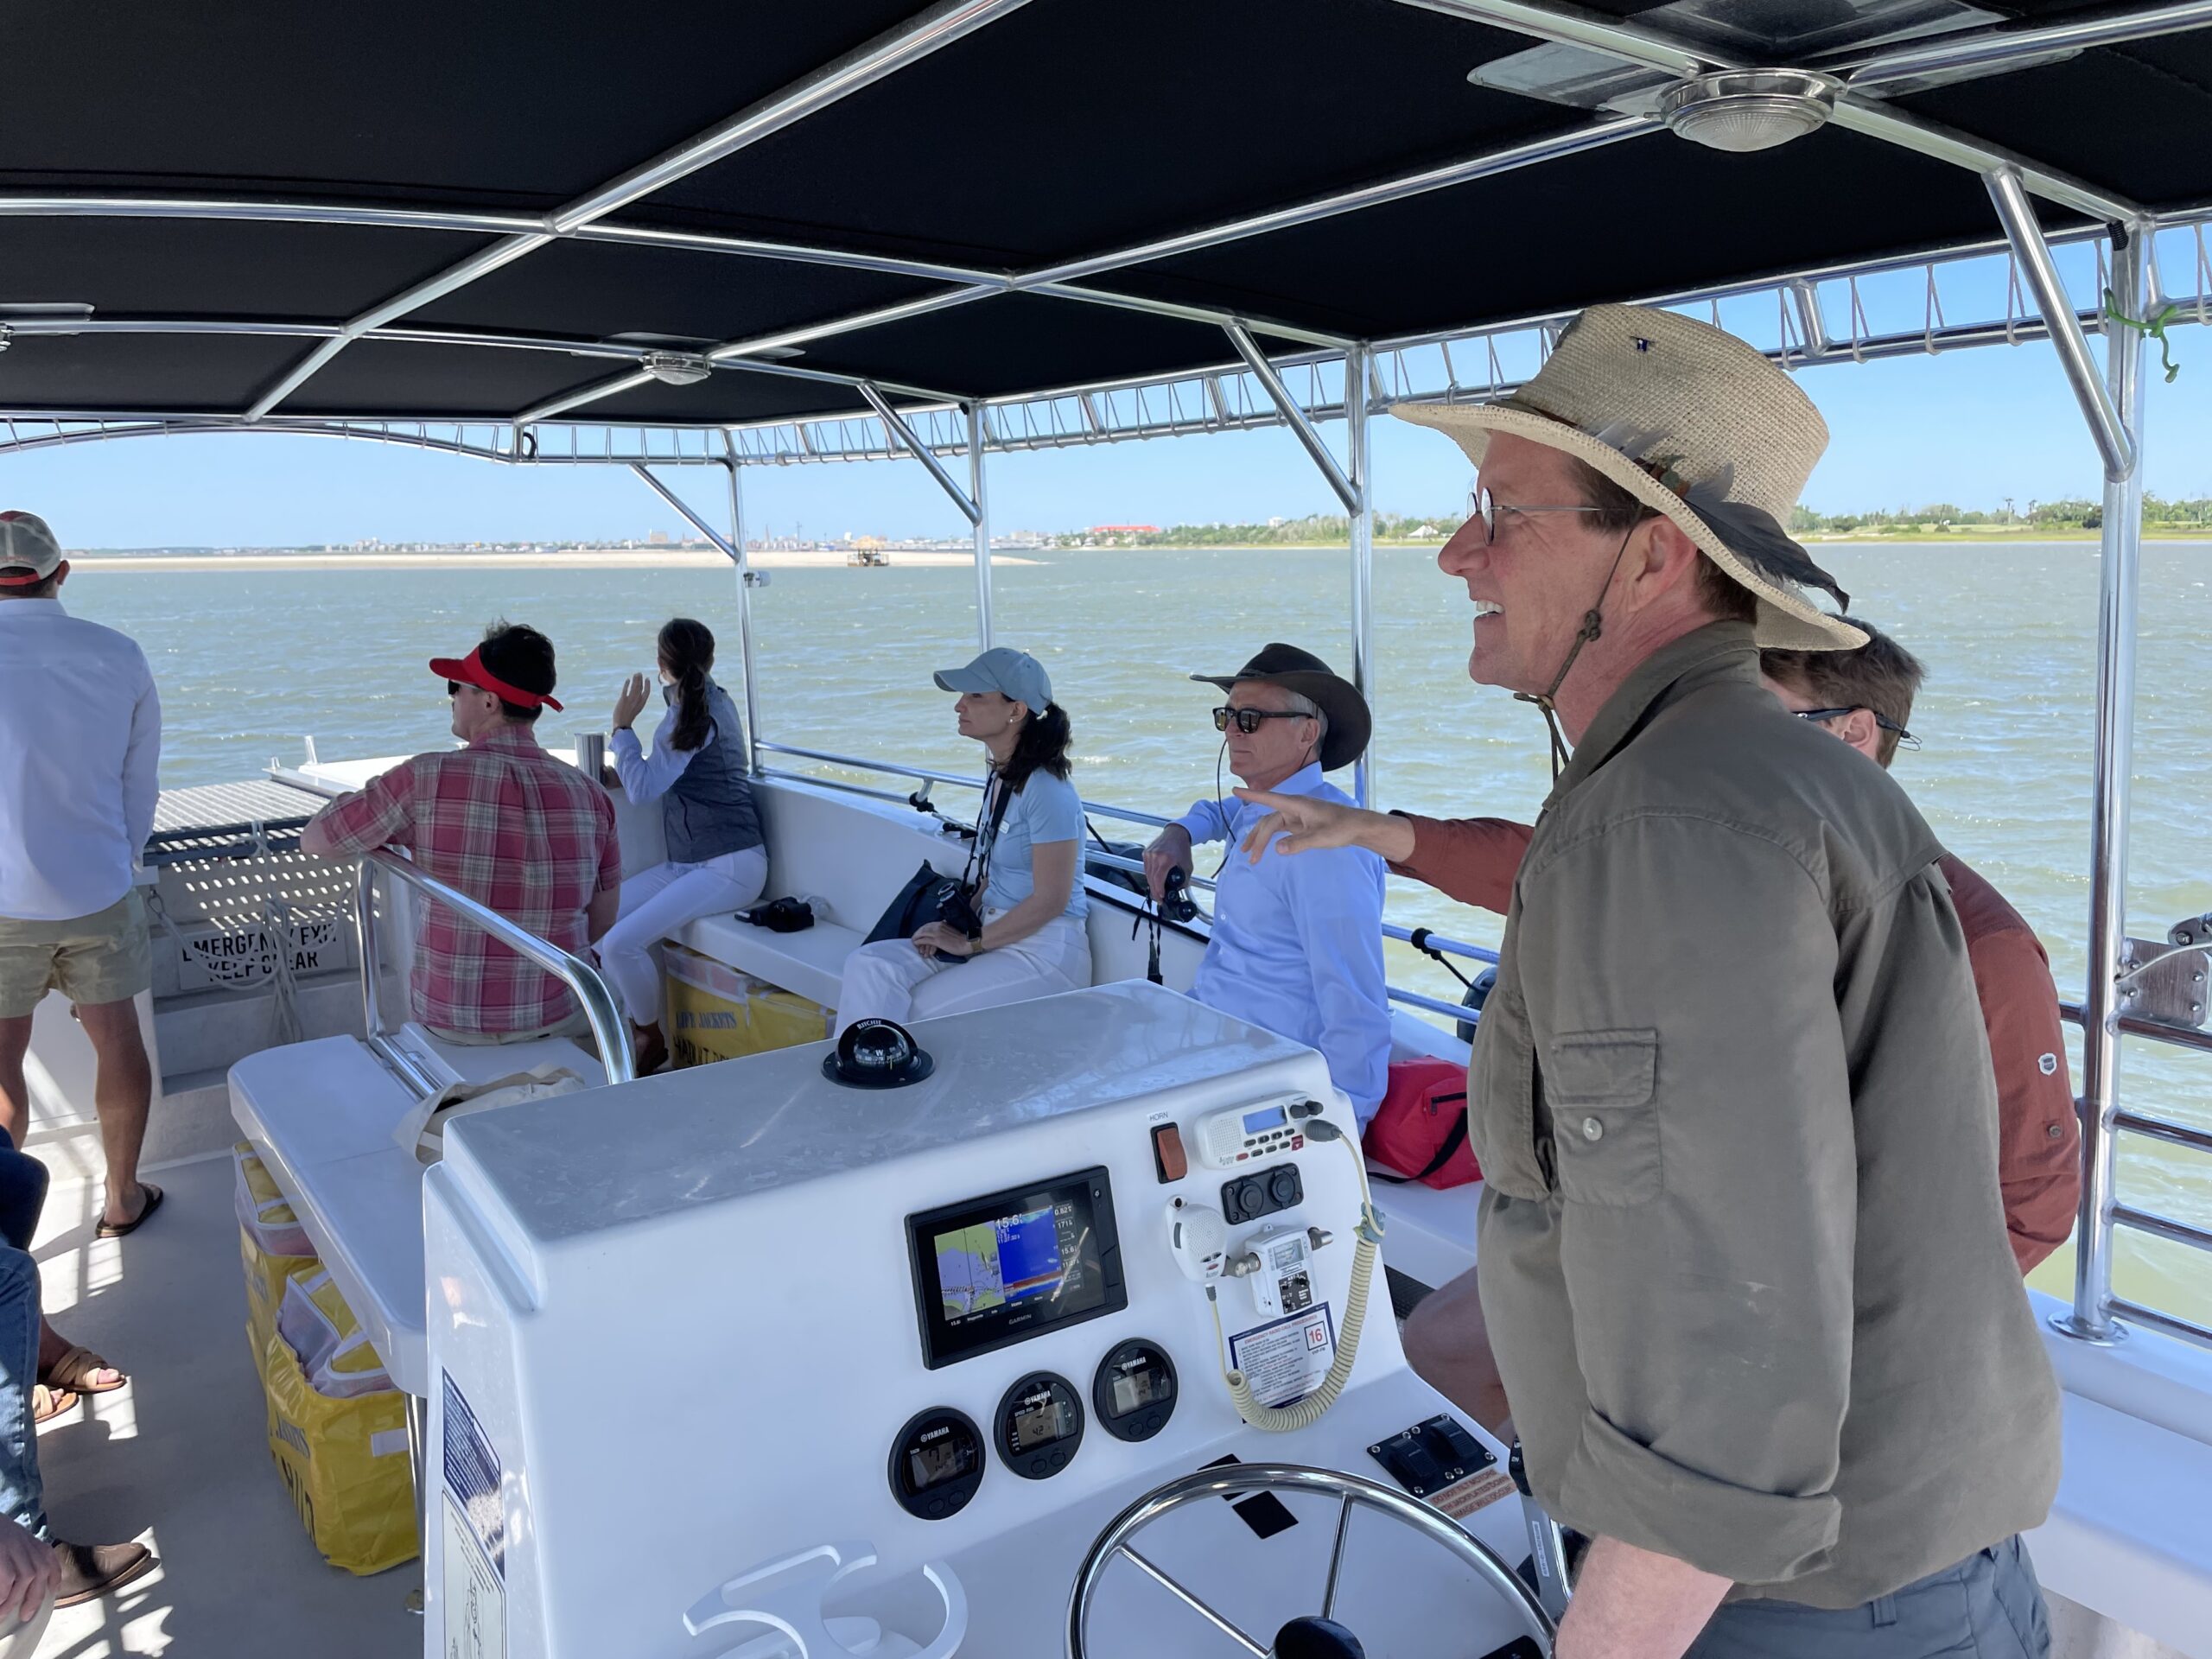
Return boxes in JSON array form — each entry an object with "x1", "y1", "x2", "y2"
[
  {"x1": 441, "y1": 1370, "x2": 504, "y2": 1577},
  {"x1": 442, "y1": 1496, "x2": 505, "y2": 1659},
  {"x1": 1228, "y1": 1301, "x2": 1336, "y2": 1409},
  {"x1": 1427, "y1": 1465, "x2": 1516, "y2": 1521}
]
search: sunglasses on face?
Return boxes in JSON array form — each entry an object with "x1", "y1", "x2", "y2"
[
  {"x1": 1793, "y1": 705, "x2": 1921, "y2": 751},
  {"x1": 1213, "y1": 706, "x2": 1310, "y2": 735}
]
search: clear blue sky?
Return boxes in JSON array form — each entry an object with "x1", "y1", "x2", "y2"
[{"x1": 10, "y1": 302, "x2": 2209, "y2": 550}]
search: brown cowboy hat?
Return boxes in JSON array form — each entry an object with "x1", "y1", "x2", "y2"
[{"x1": 1191, "y1": 643, "x2": 1370, "y2": 773}]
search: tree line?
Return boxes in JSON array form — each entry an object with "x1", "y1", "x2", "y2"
[{"x1": 1054, "y1": 498, "x2": 2212, "y2": 547}]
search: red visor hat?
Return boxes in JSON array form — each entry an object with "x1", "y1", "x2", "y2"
[{"x1": 429, "y1": 646, "x2": 563, "y2": 711}]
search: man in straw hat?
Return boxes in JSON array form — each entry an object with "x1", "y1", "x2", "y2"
[
  {"x1": 1238, "y1": 307, "x2": 2058, "y2": 1656},
  {"x1": 1141, "y1": 645, "x2": 1389, "y2": 1123}
]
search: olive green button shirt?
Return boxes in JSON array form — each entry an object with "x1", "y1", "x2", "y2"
[{"x1": 1459, "y1": 621, "x2": 2060, "y2": 1609}]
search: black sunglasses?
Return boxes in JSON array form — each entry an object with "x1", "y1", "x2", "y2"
[
  {"x1": 1213, "y1": 706, "x2": 1311, "y2": 735},
  {"x1": 1793, "y1": 705, "x2": 1920, "y2": 751}
]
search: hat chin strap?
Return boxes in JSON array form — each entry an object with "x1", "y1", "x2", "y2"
[{"x1": 1515, "y1": 524, "x2": 1639, "y2": 781}]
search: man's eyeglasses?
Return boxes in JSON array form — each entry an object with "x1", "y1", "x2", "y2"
[
  {"x1": 1213, "y1": 706, "x2": 1310, "y2": 735},
  {"x1": 1792, "y1": 705, "x2": 1920, "y2": 751},
  {"x1": 1465, "y1": 482, "x2": 1618, "y2": 546},
  {"x1": 445, "y1": 680, "x2": 462, "y2": 697}
]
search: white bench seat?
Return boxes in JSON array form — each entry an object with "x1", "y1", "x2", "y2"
[
  {"x1": 230, "y1": 1027, "x2": 601, "y2": 1397},
  {"x1": 674, "y1": 912, "x2": 862, "y2": 1010}
]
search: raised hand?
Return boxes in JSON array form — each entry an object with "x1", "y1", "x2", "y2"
[{"x1": 612, "y1": 672, "x2": 652, "y2": 731}]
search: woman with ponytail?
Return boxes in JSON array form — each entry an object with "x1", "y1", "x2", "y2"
[
  {"x1": 835, "y1": 648, "x2": 1091, "y2": 1033},
  {"x1": 603, "y1": 618, "x2": 766, "y2": 1071}
]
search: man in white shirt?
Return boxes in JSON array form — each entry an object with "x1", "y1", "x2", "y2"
[{"x1": 0, "y1": 513, "x2": 163, "y2": 1241}]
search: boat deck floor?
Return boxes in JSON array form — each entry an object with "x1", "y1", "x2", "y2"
[{"x1": 30, "y1": 1142, "x2": 417, "y2": 1657}]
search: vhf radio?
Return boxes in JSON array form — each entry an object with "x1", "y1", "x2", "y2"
[{"x1": 1193, "y1": 1096, "x2": 1321, "y2": 1169}]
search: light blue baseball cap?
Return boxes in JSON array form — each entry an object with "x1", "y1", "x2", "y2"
[{"x1": 933, "y1": 647, "x2": 1052, "y2": 712}]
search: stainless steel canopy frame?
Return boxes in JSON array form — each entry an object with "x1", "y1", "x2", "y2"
[
  {"x1": 1986, "y1": 176, "x2": 2156, "y2": 1345},
  {"x1": 627, "y1": 454, "x2": 767, "y2": 776},
  {"x1": 10, "y1": 0, "x2": 2212, "y2": 1348}
]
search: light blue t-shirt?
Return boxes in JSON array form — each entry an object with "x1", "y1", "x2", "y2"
[{"x1": 979, "y1": 770, "x2": 1089, "y2": 921}]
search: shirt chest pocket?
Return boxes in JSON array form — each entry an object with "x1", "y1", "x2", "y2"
[{"x1": 1546, "y1": 1028, "x2": 1662, "y2": 1207}]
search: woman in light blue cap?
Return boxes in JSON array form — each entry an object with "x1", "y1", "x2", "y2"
[{"x1": 836, "y1": 647, "x2": 1090, "y2": 1033}]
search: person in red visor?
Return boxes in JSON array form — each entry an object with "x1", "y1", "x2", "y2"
[{"x1": 303, "y1": 621, "x2": 620, "y2": 1043}]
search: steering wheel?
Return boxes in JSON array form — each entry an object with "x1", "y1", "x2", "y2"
[{"x1": 1065, "y1": 1461, "x2": 1555, "y2": 1658}]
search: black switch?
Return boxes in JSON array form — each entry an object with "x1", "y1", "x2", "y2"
[
  {"x1": 1427, "y1": 1414, "x2": 1489, "y2": 1471},
  {"x1": 1370, "y1": 1431, "x2": 1446, "y2": 1495}
]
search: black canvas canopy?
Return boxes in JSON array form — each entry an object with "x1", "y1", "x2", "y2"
[{"x1": 0, "y1": 0, "x2": 2205, "y2": 429}]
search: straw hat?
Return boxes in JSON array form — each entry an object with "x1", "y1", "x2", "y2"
[{"x1": 1394, "y1": 305, "x2": 1864, "y2": 651}]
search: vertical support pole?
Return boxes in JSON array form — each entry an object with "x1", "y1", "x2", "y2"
[
  {"x1": 967, "y1": 399, "x2": 995, "y2": 650},
  {"x1": 2060, "y1": 223, "x2": 2150, "y2": 1344},
  {"x1": 721, "y1": 448, "x2": 764, "y2": 773},
  {"x1": 1344, "y1": 346, "x2": 1376, "y2": 807}
]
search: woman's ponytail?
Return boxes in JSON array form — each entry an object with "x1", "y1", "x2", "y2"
[
  {"x1": 1001, "y1": 700, "x2": 1072, "y2": 791},
  {"x1": 659, "y1": 618, "x2": 717, "y2": 753}
]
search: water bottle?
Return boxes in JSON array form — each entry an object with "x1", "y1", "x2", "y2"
[{"x1": 574, "y1": 730, "x2": 608, "y2": 783}]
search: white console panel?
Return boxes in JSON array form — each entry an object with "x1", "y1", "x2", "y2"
[{"x1": 422, "y1": 982, "x2": 1533, "y2": 1659}]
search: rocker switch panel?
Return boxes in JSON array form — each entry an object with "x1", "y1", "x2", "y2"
[{"x1": 1366, "y1": 1414, "x2": 1497, "y2": 1499}]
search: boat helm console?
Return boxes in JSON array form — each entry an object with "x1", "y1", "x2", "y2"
[{"x1": 420, "y1": 982, "x2": 1549, "y2": 1658}]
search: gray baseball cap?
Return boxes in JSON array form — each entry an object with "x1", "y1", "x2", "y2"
[
  {"x1": 933, "y1": 646, "x2": 1052, "y2": 711},
  {"x1": 0, "y1": 512, "x2": 63, "y2": 585}
]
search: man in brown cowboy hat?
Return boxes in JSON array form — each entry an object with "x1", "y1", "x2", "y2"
[
  {"x1": 1239, "y1": 307, "x2": 2059, "y2": 1657},
  {"x1": 1141, "y1": 645, "x2": 1390, "y2": 1123}
]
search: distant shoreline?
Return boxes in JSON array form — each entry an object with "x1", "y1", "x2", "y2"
[
  {"x1": 61, "y1": 533, "x2": 2212, "y2": 573},
  {"x1": 69, "y1": 548, "x2": 1039, "y2": 573}
]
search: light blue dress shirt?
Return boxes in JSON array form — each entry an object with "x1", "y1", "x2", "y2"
[{"x1": 1175, "y1": 764, "x2": 1390, "y2": 1122}]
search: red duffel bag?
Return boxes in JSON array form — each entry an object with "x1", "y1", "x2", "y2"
[{"x1": 1362, "y1": 1058, "x2": 1481, "y2": 1189}]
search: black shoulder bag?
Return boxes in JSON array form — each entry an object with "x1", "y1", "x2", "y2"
[{"x1": 862, "y1": 774, "x2": 1014, "y2": 958}]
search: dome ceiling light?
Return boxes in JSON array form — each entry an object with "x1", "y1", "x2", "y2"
[
  {"x1": 641, "y1": 350, "x2": 715, "y2": 386},
  {"x1": 1658, "y1": 68, "x2": 1840, "y2": 153}
]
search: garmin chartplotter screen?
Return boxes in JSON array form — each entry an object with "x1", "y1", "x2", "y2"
[{"x1": 906, "y1": 1168, "x2": 1126, "y2": 1369}]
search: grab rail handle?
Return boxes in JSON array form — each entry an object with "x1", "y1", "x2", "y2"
[{"x1": 354, "y1": 848, "x2": 635, "y2": 1086}]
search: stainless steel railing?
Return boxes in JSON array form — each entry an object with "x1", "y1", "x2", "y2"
[
  {"x1": 2050, "y1": 1001, "x2": 2212, "y2": 1349},
  {"x1": 353, "y1": 848, "x2": 635, "y2": 1090}
]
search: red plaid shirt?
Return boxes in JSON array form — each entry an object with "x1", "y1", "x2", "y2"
[{"x1": 312, "y1": 728, "x2": 620, "y2": 1035}]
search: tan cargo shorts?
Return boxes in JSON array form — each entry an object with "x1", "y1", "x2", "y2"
[{"x1": 0, "y1": 890, "x2": 153, "y2": 1019}]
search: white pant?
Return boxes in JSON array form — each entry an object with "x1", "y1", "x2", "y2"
[
  {"x1": 601, "y1": 847, "x2": 770, "y2": 1025},
  {"x1": 834, "y1": 912, "x2": 1091, "y2": 1037}
]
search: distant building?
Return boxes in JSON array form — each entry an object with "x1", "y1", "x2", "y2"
[
  {"x1": 1086, "y1": 524, "x2": 1160, "y2": 536},
  {"x1": 648, "y1": 529, "x2": 671, "y2": 545}
]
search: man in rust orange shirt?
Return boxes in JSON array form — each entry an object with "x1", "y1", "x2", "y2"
[{"x1": 1249, "y1": 616, "x2": 2079, "y2": 1432}]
